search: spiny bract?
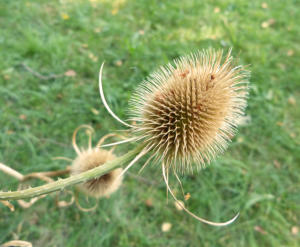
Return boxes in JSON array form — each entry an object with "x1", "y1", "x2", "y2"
[
  {"x1": 71, "y1": 148, "x2": 123, "y2": 198},
  {"x1": 129, "y1": 49, "x2": 249, "y2": 173}
]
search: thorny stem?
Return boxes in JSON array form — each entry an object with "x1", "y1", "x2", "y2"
[{"x1": 0, "y1": 145, "x2": 145, "y2": 200}]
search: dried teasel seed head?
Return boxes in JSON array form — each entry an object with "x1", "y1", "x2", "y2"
[
  {"x1": 71, "y1": 148, "x2": 123, "y2": 198},
  {"x1": 129, "y1": 49, "x2": 249, "y2": 173}
]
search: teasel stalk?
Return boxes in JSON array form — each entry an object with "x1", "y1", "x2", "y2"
[
  {"x1": 0, "y1": 49, "x2": 249, "y2": 226},
  {"x1": 0, "y1": 146, "x2": 144, "y2": 199}
]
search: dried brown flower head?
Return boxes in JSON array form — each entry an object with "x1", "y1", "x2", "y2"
[
  {"x1": 98, "y1": 49, "x2": 249, "y2": 226},
  {"x1": 71, "y1": 148, "x2": 123, "y2": 198},
  {"x1": 129, "y1": 49, "x2": 249, "y2": 173},
  {"x1": 69, "y1": 125, "x2": 123, "y2": 198}
]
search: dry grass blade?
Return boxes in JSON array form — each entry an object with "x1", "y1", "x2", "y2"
[
  {"x1": 0, "y1": 163, "x2": 24, "y2": 180},
  {"x1": 17, "y1": 184, "x2": 48, "y2": 208},
  {"x1": 0, "y1": 200, "x2": 15, "y2": 212},
  {"x1": 22, "y1": 174, "x2": 54, "y2": 183},
  {"x1": 56, "y1": 190, "x2": 75, "y2": 207},
  {"x1": 1, "y1": 240, "x2": 32, "y2": 247},
  {"x1": 17, "y1": 195, "x2": 46, "y2": 208},
  {"x1": 22, "y1": 168, "x2": 71, "y2": 181},
  {"x1": 74, "y1": 190, "x2": 98, "y2": 212},
  {"x1": 52, "y1": 157, "x2": 73, "y2": 162}
]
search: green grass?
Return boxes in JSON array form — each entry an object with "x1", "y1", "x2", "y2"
[{"x1": 0, "y1": 0, "x2": 299, "y2": 246}]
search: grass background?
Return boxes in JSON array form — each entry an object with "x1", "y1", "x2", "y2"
[{"x1": 0, "y1": 0, "x2": 299, "y2": 246}]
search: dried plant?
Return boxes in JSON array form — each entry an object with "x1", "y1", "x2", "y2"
[
  {"x1": 70, "y1": 125, "x2": 123, "y2": 199},
  {"x1": 129, "y1": 49, "x2": 248, "y2": 173},
  {"x1": 0, "y1": 49, "x2": 249, "y2": 227},
  {"x1": 99, "y1": 49, "x2": 249, "y2": 225},
  {"x1": 0, "y1": 126, "x2": 124, "y2": 212},
  {"x1": 0, "y1": 162, "x2": 72, "y2": 209}
]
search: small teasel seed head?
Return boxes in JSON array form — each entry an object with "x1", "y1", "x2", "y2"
[
  {"x1": 71, "y1": 148, "x2": 123, "y2": 198},
  {"x1": 129, "y1": 49, "x2": 249, "y2": 173}
]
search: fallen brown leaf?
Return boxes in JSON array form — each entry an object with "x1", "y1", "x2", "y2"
[
  {"x1": 56, "y1": 93, "x2": 63, "y2": 99},
  {"x1": 145, "y1": 198, "x2": 153, "y2": 207},
  {"x1": 94, "y1": 27, "x2": 101, "y2": 33},
  {"x1": 3, "y1": 74, "x2": 10, "y2": 80},
  {"x1": 91, "y1": 108, "x2": 100, "y2": 115},
  {"x1": 161, "y1": 222, "x2": 172, "y2": 232},
  {"x1": 291, "y1": 226, "x2": 299, "y2": 235},
  {"x1": 88, "y1": 53, "x2": 98, "y2": 62},
  {"x1": 288, "y1": 96, "x2": 296, "y2": 105},
  {"x1": 64, "y1": 70, "x2": 77, "y2": 77},
  {"x1": 268, "y1": 18, "x2": 276, "y2": 25},
  {"x1": 254, "y1": 226, "x2": 267, "y2": 235},
  {"x1": 214, "y1": 7, "x2": 220, "y2": 13},
  {"x1": 6, "y1": 130, "x2": 14, "y2": 135},
  {"x1": 287, "y1": 49, "x2": 294, "y2": 56},
  {"x1": 261, "y1": 19, "x2": 275, "y2": 29},
  {"x1": 261, "y1": 21, "x2": 269, "y2": 28},
  {"x1": 237, "y1": 137, "x2": 244, "y2": 143},
  {"x1": 273, "y1": 160, "x2": 281, "y2": 169},
  {"x1": 289, "y1": 132, "x2": 296, "y2": 138},
  {"x1": 184, "y1": 192, "x2": 191, "y2": 201},
  {"x1": 115, "y1": 60, "x2": 123, "y2": 67},
  {"x1": 19, "y1": 114, "x2": 27, "y2": 120}
]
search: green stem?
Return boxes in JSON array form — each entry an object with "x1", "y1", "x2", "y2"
[{"x1": 0, "y1": 145, "x2": 144, "y2": 200}]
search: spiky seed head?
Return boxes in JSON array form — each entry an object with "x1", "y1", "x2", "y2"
[
  {"x1": 129, "y1": 49, "x2": 249, "y2": 173},
  {"x1": 71, "y1": 148, "x2": 123, "y2": 198}
]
